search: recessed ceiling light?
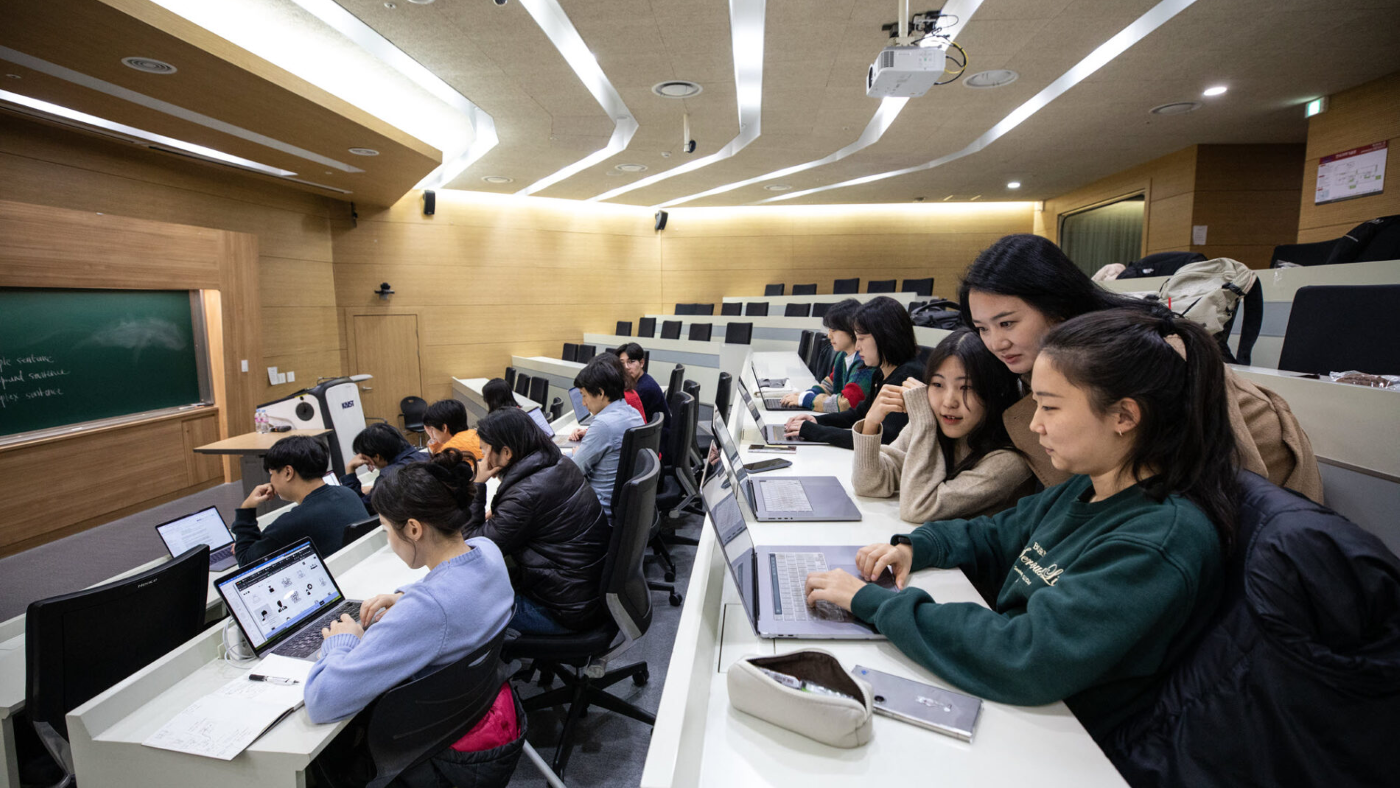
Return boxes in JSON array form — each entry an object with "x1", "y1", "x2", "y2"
[
  {"x1": 615, "y1": 163, "x2": 648, "y2": 173},
  {"x1": 763, "y1": 184, "x2": 792, "y2": 191},
  {"x1": 1203, "y1": 85, "x2": 1228, "y2": 97},
  {"x1": 652, "y1": 80, "x2": 703, "y2": 99},
  {"x1": 964, "y1": 69, "x2": 1018, "y2": 89},
  {"x1": 4, "y1": 74, "x2": 20, "y2": 80},
  {"x1": 481, "y1": 175, "x2": 513, "y2": 184},
  {"x1": 407, "y1": 0, "x2": 435, "y2": 4},
  {"x1": 1149, "y1": 101, "x2": 1200, "y2": 115},
  {"x1": 383, "y1": 2, "x2": 396, "y2": 8},
  {"x1": 348, "y1": 147, "x2": 379, "y2": 156},
  {"x1": 1007, "y1": 181, "x2": 1021, "y2": 189},
  {"x1": 120, "y1": 57, "x2": 177, "y2": 75}
]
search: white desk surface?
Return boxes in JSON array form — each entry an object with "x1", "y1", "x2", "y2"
[
  {"x1": 452, "y1": 376, "x2": 538, "y2": 409},
  {"x1": 1100, "y1": 258, "x2": 1400, "y2": 301},
  {"x1": 514, "y1": 355, "x2": 585, "y2": 374},
  {"x1": 67, "y1": 527, "x2": 408, "y2": 788},
  {"x1": 721, "y1": 292, "x2": 926, "y2": 308},
  {"x1": 641, "y1": 357, "x2": 1125, "y2": 788}
]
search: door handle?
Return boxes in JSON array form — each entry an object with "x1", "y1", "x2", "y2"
[{"x1": 360, "y1": 386, "x2": 373, "y2": 391}]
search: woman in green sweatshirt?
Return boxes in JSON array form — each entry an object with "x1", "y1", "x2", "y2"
[{"x1": 805, "y1": 307, "x2": 1240, "y2": 741}]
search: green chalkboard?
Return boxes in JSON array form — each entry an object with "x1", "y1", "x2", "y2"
[{"x1": 0, "y1": 288, "x2": 207, "y2": 438}]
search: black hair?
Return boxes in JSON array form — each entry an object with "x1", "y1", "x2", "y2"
[
  {"x1": 481, "y1": 378, "x2": 517, "y2": 412},
  {"x1": 574, "y1": 356, "x2": 626, "y2": 402},
  {"x1": 351, "y1": 422, "x2": 412, "y2": 463},
  {"x1": 423, "y1": 398, "x2": 468, "y2": 434},
  {"x1": 475, "y1": 406, "x2": 560, "y2": 468},
  {"x1": 822, "y1": 298, "x2": 862, "y2": 337},
  {"x1": 592, "y1": 350, "x2": 635, "y2": 392},
  {"x1": 853, "y1": 296, "x2": 918, "y2": 368},
  {"x1": 370, "y1": 448, "x2": 476, "y2": 537},
  {"x1": 922, "y1": 328, "x2": 1023, "y2": 478},
  {"x1": 958, "y1": 234, "x2": 1142, "y2": 326},
  {"x1": 1041, "y1": 308, "x2": 1240, "y2": 550},
  {"x1": 262, "y1": 435, "x2": 329, "y2": 480},
  {"x1": 615, "y1": 342, "x2": 645, "y2": 362}
]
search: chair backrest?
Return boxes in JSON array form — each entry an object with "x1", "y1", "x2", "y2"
[
  {"x1": 784, "y1": 303, "x2": 811, "y2": 317},
  {"x1": 724, "y1": 322, "x2": 753, "y2": 345},
  {"x1": 916, "y1": 344, "x2": 934, "y2": 365},
  {"x1": 549, "y1": 396, "x2": 564, "y2": 421},
  {"x1": 675, "y1": 303, "x2": 695, "y2": 316},
  {"x1": 811, "y1": 302, "x2": 834, "y2": 318},
  {"x1": 764, "y1": 283, "x2": 785, "y2": 296},
  {"x1": 365, "y1": 628, "x2": 511, "y2": 788},
  {"x1": 615, "y1": 320, "x2": 633, "y2": 336},
  {"x1": 665, "y1": 391, "x2": 698, "y2": 479},
  {"x1": 504, "y1": 366, "x2": 517, "y2": 390},
  {"x1": 808, "y1": 335, "x2": 833, "y2": 378},
  {"x1": 688, "y1": 322, "x2": 713, "y2": 342},
  {"x1": 660, "y1": 320, "x2": 682, "y2": 340},
  {"x1": 1278, "y1": 284, "x2": 1400, "y2": 376},
  {"x1": 797, "y1": 329, "x2": 815, "y2": 363},
  {"x1": 667, "y1": 363, "x2": 685, "y2": 396},
  {"x1": 638, "y1": 316, "x2": 656, "y2": 338},
  {"x1": 901, "y1": 277, "x2": 934, "y2": 296},
  {"x1": 562, "y1": 342, "x2": 579, "y2": 362},
  {"x1": 343, "y1": 515, "x2": 381, "y2": 545},
  {"x1": 527, "y1": 376, "x2": 549, "y2": 405},
  {"x1": 745, "y1": 301, "x2": 769, "y2": 317},
  {"x1": 601, "y1": 449, "x2": 661, "y2": 641},
  {"x1": 26, "y1": 546, "x2": 209, "y2": 744},
  {"x1": 714, "y1": 371, "x2": 733, "y2": 426},
  {"x1": 400, "y1": 396, "x2": 428, "y2": 429},
  {"x1": 682, "y1": 379, "x2": 701, "y2": 410},
  {"x1": 610, "y1": 413, "x2": 664, "y2": 518},
  {"x1": 833, "y1": 277, "x2": 860, "y2": 294},
  {"x1": 513, "y1": 373, "x2": 532, "y2": 396},
  {"x1": 791, "y1": 283, "x2": 817, "y2": 296},
  {"x1": 694, "y1": 303, "x2": 716, "y2": 316},
  {"x1": 866, "y1": 278, "x2": 896, "y2": 293},
  {"x1": 720, "y1": 302, "x2": 743, "y2": 316}
]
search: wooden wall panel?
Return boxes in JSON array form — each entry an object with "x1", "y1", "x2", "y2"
[
  {"x1": 1298, "y1": 71, "x2": 1400, "y2": 241},
  {"x1": 1042, "y1": 145, "x2": 1198, "y2": 258}
]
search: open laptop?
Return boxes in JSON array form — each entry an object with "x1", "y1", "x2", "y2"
[
  {"x1": 322, "y1": 472, "x2": 340, "y2": 486},
  {"x1": 154, "y1": 506, "x2": 238, "y2": 572},
  {"x1": 216, "y1": 538, "x2": 362, "y2": 661},
  {"x1": 568, "y1": 386, "x2": 592, "y2": 426},
  {"x1": 702, "y1": 461, "x2": 888, "y2": 639},
  {"x1": 751, "y1": 360, "x2": 804, "y2": 410},
  {"x1": 739, "y1": 386, "x2": 811, "y2": 445},
  {"x1": 713, "y1": 412, "x2": 860, "y2": 522},
  {"x1": 529, "y1": 405, "x2": 580, "y2": 453}
]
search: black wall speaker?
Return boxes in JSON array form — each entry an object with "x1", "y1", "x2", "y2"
[
  {"x1": 654, "y1": 210, "x2": 668, "y2": 231},
  {"x1": 423, "y1": 189, "x2": 436, "y2": 215}
]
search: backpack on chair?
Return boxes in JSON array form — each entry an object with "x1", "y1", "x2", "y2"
[
  {"x1": 909, "y1": 298, "x2": 962, "y2": 330},
  {"x1": 1153, "y1": 258, "x2": 1263, "y2": 366}
]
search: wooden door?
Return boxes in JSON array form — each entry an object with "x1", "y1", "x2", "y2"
[{"x1": 352, "y1": 314, "x2": 422, "y2": 426}]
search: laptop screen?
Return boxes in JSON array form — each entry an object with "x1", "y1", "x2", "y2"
[
  {"x1": 701, "y1": 456, "x2": 759, "y2": 626},
  {"x1": 738, "y1": 386, "x2": 764, "y2": 426},
  {"x1": 216, "y1": 539, "x2": 345, "y2": 654},
  {"x1": 528, "y1": 406, "x2": 555, "y2": 438},
  {"x1": 154, "y1": 506, "x2": 233, "y2": 557},
  {"x1": 568, "y1": 387, "x2": 591, "y2": 422},
  {"x1": 711, "y1": 412, "x2": 750, "y2": 485},
  {"x1": 322, "y1": 472, "x2": 340, "y2": 486}
]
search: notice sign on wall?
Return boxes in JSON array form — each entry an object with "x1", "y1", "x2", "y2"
[{"x1": 1315, "y1": 141, "x2": 1387, "y2": 205}]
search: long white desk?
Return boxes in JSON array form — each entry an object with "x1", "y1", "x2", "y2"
[
  {"x1": 642, "y1": 352, "x2": 1125, "y2": 787},
  {"x1": 510, "y1": 355, "x2": 585, "y2": 413},
  {"x1": 720, "y1": 292, "x2": 927, "y2": 309},
  {"x1": 452, "y1": 376, "x2": 538, "y2": 424},
  {"x1": 583, "y1": 333, "x2": 750, "y2": 415},
  {"x1": 66, "y1": 527, "x2": 413, "y2": 788}
]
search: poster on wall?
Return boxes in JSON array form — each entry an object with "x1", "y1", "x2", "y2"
[{"x1": 1314, "y1": 141, "x2": 1387, "y2": 205}]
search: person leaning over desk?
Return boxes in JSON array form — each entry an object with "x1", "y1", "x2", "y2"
[
  {"x1": 805, "y1": 309, "x2": 1235, "y2": 744},
  {"x1": 340, "y1": 422, "x2": 428, "y2": 514},
  {"x1": 779, "y1": 297, "x2": 873, "y2": 412},
  {"x1": 423, "y1": 397, "x2": 480, "y2": 460},
  {"x1": 232, "y1": 435, "x2": 367, "y2": 566}
]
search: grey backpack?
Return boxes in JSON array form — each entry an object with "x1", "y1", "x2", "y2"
[{"x1": 1152, "y1": 258, "x2": 1263, "y2": 365}]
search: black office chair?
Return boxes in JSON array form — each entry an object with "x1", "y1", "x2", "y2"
[
  {"x1": 811, "y1": 302, "x2": 834, "y2": 318},
  {"x1": 791, "y1": 283, "x2": 817, "y2": 295},
  {"x1": 528, "y1": 376, "x2": 549, "y2": 405},
  {"x1": 343, "y1": 515, "x2": 381, "y2": 546},
  {"x1": 798, "y1": 329, "x2": 816, "y2": 365},
  {"x1": 549, "y1": 396, "x2": 564, "y2": 422},
  {"x1": 363, "y1": 629, "x2": 523, "y2": 788},
  {"x1": 745, "y1": 302, "x2": 769, "y2": 317},
  {"x1": 866, "y1": 279, "x2": 896, "y2": 293},
  {"x1": 713, "y1": 371, "x2": 733, "y2": 426},
  {"x1": 26, "y1": 546, "x2": 210, "y2": 786},
  {"x1": 514, "y1": 373, "x2": 532, "y2": 397},
  {"x1": 611, "y1": 415, "x2": 674, "y2": 602},
  {"x1": 505, "y1": 366, "x2": 517, "y2": 391},
  {"x1": 901, "y1": 277, "x2": 934, "y2": 297},
  {"x1": 808, "y1": 335, "x2": 833, "y2": 378},
  {"x1": 725, "y1": 322, "x2": 753, "y2": 345},
  {"x1": 562, "y1": 342, "x2": 579, "y2": 362},
  {"x1": 1278, "y1": 284, "x2": 1400, "y2": 376},
  {"x1": 720, "y1": 302, "x2": 743, "y2": 316},
  {"x1": 576, "y1": 344, "x2": 595, "y2": 361},
  {"x1": 784, "y1": 303, "x2": 811, "y2": 317},
  {"x1": 833, "y1": 277, "x2": 860, "y2": 294},
  {"x1": 682, "y1": 379, "x2": 702, "y2": 411},
  {"x1": 399, "y1": 396, "x2": 428, "y2": 446},
  {"x1": 637, "y1": 317, "x2": 656, "y2": 338},
  {"x1": 694, "y1": 303, "x2": 716, "y2": 316},
  {"x1": 667, "y1": 364, "x2": 686, "y2": 397},
  {"x1": 660, "y1": 320, "x2": 682, "y2": 340},
  {"x1": 688, "y1": 323, "x2": 713, "y2": 342},
  {"x1": 505, "y1": 449, "x2": 661, "y2": 775},
  {"x1": 642, "y1": 350, "x2": 651, "y2": 374},
  {"x1": 764, "y1": 283, "x2": 785, "y2": 296},
  {"x1": 675, "y1": 303, "x2": 695, "y2": 316},
  {"x1": 657, "y1": 391, "x2": 703, "y2": 523},
  {"x1": 916, "y1": 344, "x2": 934, "y2": 365},
  {"x1": 615, "y1": 320, "x2": 632, "y2": 336}
]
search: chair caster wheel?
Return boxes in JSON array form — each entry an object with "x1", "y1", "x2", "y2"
[
  {"x1": 634, "y1": 668, "x2": 650, "y2": 686},
  {"x1": 669, "y1": 591, "x2": 683, "y2": 607},
  {"x1": 664, "y1": 571, "x2": 676, "y2": 582}
]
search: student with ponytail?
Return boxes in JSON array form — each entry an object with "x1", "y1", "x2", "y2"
[{"x1": 805, "y1": 309, "x2": 1238, "y2": 742}]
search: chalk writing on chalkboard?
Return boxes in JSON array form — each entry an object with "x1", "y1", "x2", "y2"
[{"x1": 0, "y1": 355, "x2": 73, "y2": 409}]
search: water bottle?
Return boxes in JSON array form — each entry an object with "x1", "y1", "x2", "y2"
[{"x1": 255, "y1": 408, "x2": 270, "y2": 434}]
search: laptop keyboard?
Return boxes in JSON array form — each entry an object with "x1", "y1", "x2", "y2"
[
  {"x1": 770, "y1": 552, "x2": 850, "y2": 623},
  {"x1": 271, "y1": 601, "x2": 359, "y2": 658},
  {"x1": 760, "y1": 479, "x2": 813, "y2": 512},
  {"x1": 763, "y1": 397, "x2": 798, "y2": 410},
  {"x1": 765, "y1": 425, "x2": 804, "y2": 443},
  {"x1": 210, "y1": 544, "x2": 234, "y2": 563}
]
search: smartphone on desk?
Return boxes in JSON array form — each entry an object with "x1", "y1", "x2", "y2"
[
  {"x1": 743, "y1": 457, "x2": 792, "y2": 473},
  {"x1": 852, "y1": 665, "x2": 982, "y2": 742},
  {"x1": 748, "y1": 443, "x2": 796, "y2": 454}
]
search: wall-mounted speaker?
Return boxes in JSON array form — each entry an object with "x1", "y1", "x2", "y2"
[
  {"x1": 654, "y1": 210, "x2": 668, "y2": 231},
  {"x1": 423, "y1": 189, "x2": 436, "y2": 216}
]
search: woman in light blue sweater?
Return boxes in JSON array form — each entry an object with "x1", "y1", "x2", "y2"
[{"x1": 305, "y1": 448, "x2": 514, "y2": 724}]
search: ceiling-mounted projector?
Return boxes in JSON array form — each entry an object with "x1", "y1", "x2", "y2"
[{"x1": 866, "y1": 45, "x2": 946, "y2": 98}]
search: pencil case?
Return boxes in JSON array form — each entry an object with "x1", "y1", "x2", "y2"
[{"x1": 727, "y1": 649, "x2": 874, "y2": 748}]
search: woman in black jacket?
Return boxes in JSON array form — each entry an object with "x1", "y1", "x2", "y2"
[
  {"x1": 466, "y1": 407, "x2": 611, "y2": 634},
  {"x1": 785, "y1": 296, "x2": 924, "y2": 450}
]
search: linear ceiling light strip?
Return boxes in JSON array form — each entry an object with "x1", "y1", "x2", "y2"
[
  {"x1": 589, "y1": 0, "x2": 766, "y2": 203},
  {"x1": 657, "y1": 0, "x2": 983, "y2": 209},
  {"x1": 0, "y1": 45, "x2": 361, "y2": 172},
  {"x1": 756, "y1": 0, "x2": 1198, "y2": 204},
  {"x1": 515, "y1": 0, "x2": 638, "y2": 195},
  {"x1": 0, "y1": 89, "x2": 298, "y2": 177}
]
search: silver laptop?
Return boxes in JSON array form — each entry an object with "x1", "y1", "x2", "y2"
[
  {"x1": 712, "y1": 413, "x2": 860, "y2": 522},
  {"x1": 702, "y1": 462, "x2": 888, "y2": 639},
  {"x1": 568, "y1": 386, "x2": 592, "y2": 426},
  {"x1": 154, "y1": 506, "x2": 238, "y2": 572},
  {"x1": 751, "y1": 360, "x2": 804, "y2": 410},
  {"x1": 529, "y1": 405, "x2": 580, "y2": 452},
  {"x1": 739, "y1": 386, "x2": 811, "y2": 445},
  {"x1": 216, "y1": 538, "x2": 361, "y2": 661}
]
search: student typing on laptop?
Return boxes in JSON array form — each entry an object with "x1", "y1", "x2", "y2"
[
  {"x1": 778, "y1": 298, "x2": 873, "y2": 412},
  {"x1": 567, "y1": 356, "x2": 645, "y2": 521},
  {"x1": 232, "y1": 435, "x2": 370, "y2": 566}
]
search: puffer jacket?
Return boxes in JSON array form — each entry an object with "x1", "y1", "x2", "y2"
[{"x1": 466, "y1": 445, "x2": 610, "y2": 629}]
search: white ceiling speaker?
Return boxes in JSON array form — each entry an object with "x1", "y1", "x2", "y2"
[
  {"x1": 120, "y1": 57, "x2": 177, "y2": 75},
  {"x1": 615, "y1": 163, "x2": 648, "y2": 173},
  {"x1": 652, "y1": 81, "x2": 703, "y2": 99},
  {"x1": 963, "y1": 69, "x2": 1018, "y2": 89},
  {"x1": 348, "y1": 147, "x2": 380, "y2": 156},
  {"x1": 763, "y1": 184, "x2": 792, "y2": 191},
  {"x1": 1150, "y1": 101, "x2": 1201, "y2": 115},
  {"x1": 481, "y1": 175, "x2": 513, "y2": 184}
]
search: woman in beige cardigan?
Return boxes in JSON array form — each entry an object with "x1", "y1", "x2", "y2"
[{"x1": 853, "y1": 328, "x2": 1035, "y2": 523}]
